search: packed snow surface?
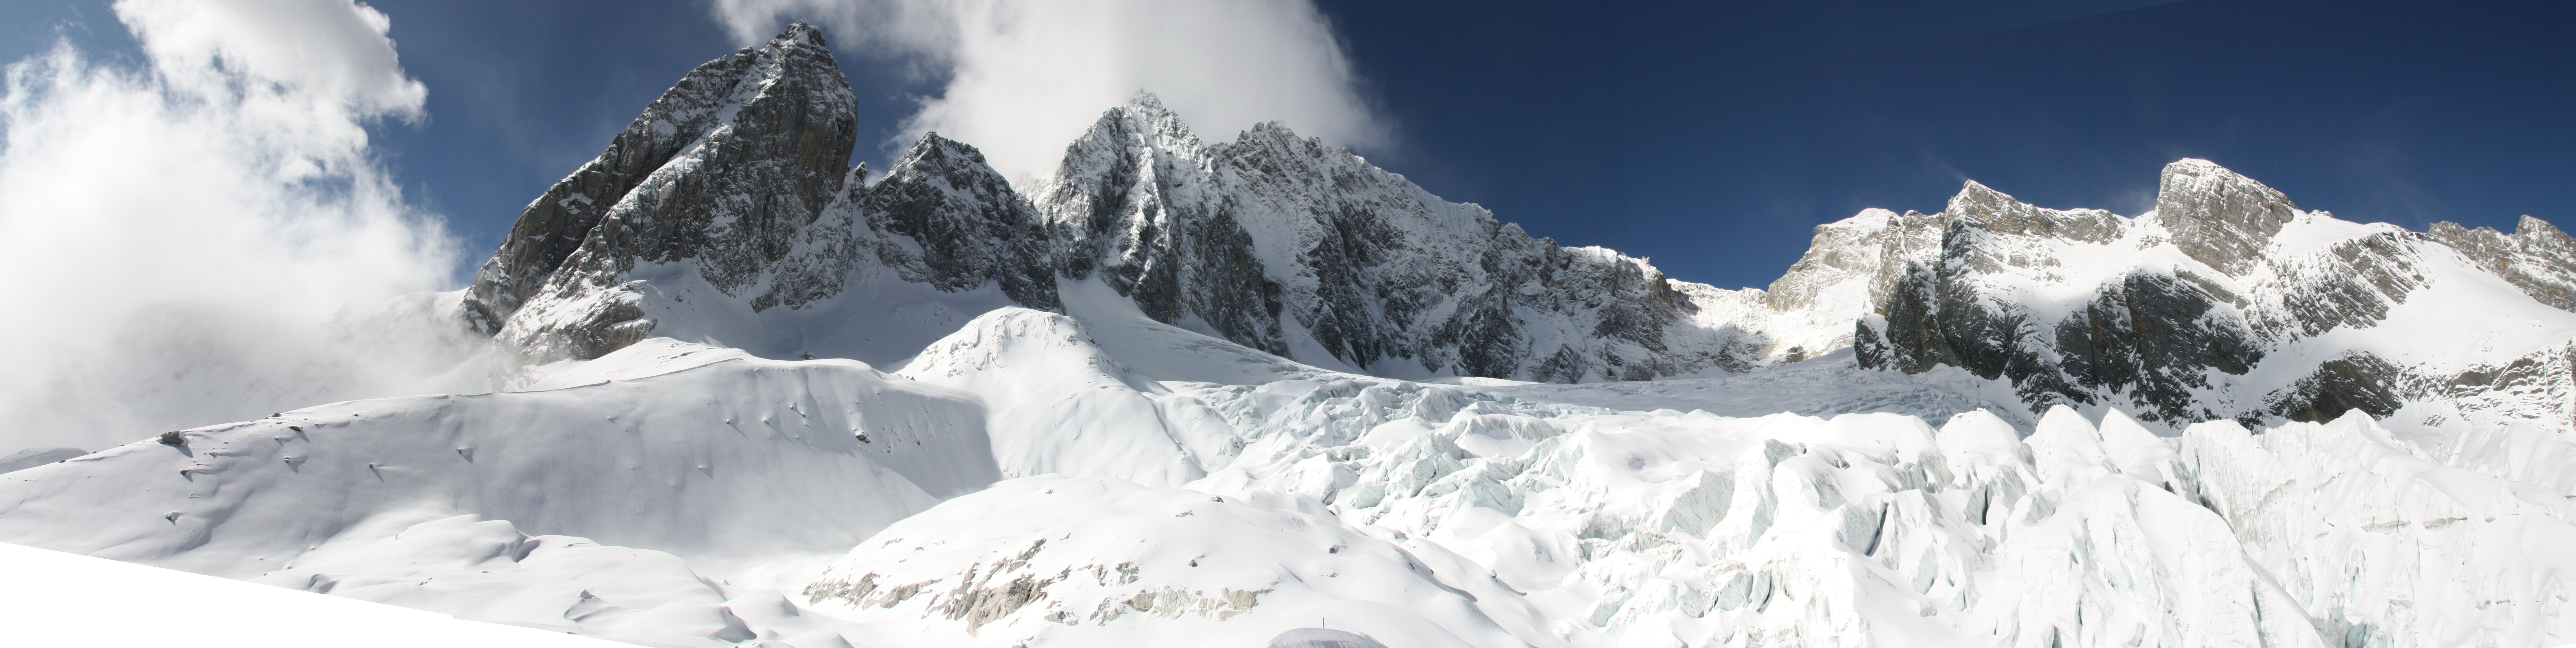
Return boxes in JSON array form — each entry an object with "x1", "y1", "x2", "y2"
[
  {"x1": 0, "y1": 540, "x2": 622, "y2": 646},
  {"x1": 3, "y1": 302, "x2": 2570, "y2": 647}
]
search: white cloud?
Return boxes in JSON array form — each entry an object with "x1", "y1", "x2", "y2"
[
  {"x1": 0, "y1": 0, "x2": 472, "y2": 451},
  {"x1": 708, "y1": 0, "x2": 1389, "y2": 186}
]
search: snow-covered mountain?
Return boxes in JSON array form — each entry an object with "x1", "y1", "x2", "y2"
[
  {"x1": 1849, "y1": 160, "x2": 2576, "y2": 434},
  {"x1": 3, "y1": 22, "x2": 2572, "y2": 648},
  {"x1": 461, "y1": 24, "x2": 1767, "y2": 383}
]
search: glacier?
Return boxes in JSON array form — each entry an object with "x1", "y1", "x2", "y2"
[{"x1": 1, "y1": 21, "x2": 2572, "y2": 648}]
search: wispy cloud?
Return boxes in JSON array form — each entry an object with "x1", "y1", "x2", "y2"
[
  {"x1": 0, "y1": 0, "x2": 471, "y2": 450},
  {"x1": 708, "y1": 0, "x2": 1389, "y2": 186}
]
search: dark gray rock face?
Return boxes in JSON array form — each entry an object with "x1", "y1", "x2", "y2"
[
  {"x1": 754, "y1": 134, "x2": 1059, "y2": 313},
  {"x1": 472, "y1": 34, "x2": 1715, "y2": 380},
  {"x1": 2265, "y1": 353, "x2": 2405, "y2": 424},
  {"x1": 482, "y1": 23, "x2": 856, "y2": 363},
  {"x1": 1854, "y1": 179, "x2": 2266, "y2": 424},
  {"x1": 1041, "y1": 99, "x2": 1290, "y2": 357},
  {"x1": 863, "y1": 135, "x2": 1059, "y2": 311},
  {"x1": 1039, "y1": 98, "x2": 1714, "y2": 380},
  {"x1": 464, "y1": 24, "x2": 847, "y2": 334}
]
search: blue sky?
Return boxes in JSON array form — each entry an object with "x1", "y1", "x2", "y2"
[{"x1": 4, "y1": 0, "x2": 2568, "y2": 291}]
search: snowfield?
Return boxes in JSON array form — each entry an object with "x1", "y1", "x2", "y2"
[
  {"x1": 4, "y1": 301, "x2": 2572, "y2": 646},
  {"x1": 0, "y1": 540, "x2": 623, "y2": 647}
]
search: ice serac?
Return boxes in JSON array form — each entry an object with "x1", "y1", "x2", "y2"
[
  {"x1": 1042, "y1": 94, "x2": 1738, "y2": 381},
  {"x1": 481, "y1": 23, "x2": 857, "y2": 363}
]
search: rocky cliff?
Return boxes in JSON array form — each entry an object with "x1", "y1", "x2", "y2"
[
  {"x1": 468, "y1": 23, "x2": 855, "y2": 363},
  {"x1": 1037, "y1": 95, "x2": 1740, "y2": 380}
]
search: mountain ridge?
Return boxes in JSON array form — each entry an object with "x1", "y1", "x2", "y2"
[{"x1": 462, "y1": 23, "x2": 2576, "y2": 439}]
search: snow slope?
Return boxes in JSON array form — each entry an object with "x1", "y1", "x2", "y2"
[
  {"x1": 893, "y1": 305, "x2": 1241, "y2": 488},
  {"x1": 0, "y1": 540, "x2": 623, "y2": 647},
  {"x1": 0, "y1": 341, "x2": 998, "y2": 646}
]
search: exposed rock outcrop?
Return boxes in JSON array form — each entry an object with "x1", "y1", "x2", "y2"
[
  {"x1": 1038, "y1": 97, "x2": 1723, "y2": 380},
  {"x1": 1855, "y1": 159, "x2": 2576, "y2": 429},
  {"x1": 2431, "y1": 215, "x2": 2576, "y2": 311},
  {"x1": 477, "y1": 23, "x2": 855, "y2": 363}
]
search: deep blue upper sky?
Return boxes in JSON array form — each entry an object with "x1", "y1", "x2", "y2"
[{"x1": 6, "y1": 0, "x2": 2568, "y2": 290}]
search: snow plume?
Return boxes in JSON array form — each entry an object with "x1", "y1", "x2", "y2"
[
  {"x1": 0, "y1": 0, "x2": 475, "y2": 451},
  {"x1": 707, "y1": 0, "x2": 1390, "y2": 186}
]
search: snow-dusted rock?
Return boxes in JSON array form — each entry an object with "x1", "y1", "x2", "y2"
[
  {"x1": 1854, "y1": 159, "x2": 2576, "y2": 432},
  {"x1": 472, "y1": 23, "x2": 856, "y2": 361}
]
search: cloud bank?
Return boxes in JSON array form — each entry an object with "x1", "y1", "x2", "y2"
[
  {"x1": 0, "y1": 0, "x2": 473, "y2": 450},
  {"x1": 708, "y1": 0, "x2": 1389, "y2": 186}
]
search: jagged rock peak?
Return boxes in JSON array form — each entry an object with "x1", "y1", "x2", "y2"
[
  {"x1": 2155, "y1": 158, "x2": 2298, "y2": 275},
  {"x1": 888, "y1": 132, "x2": 997, "y2": 177},
  {"x1": 1112, "y1": 91, "x2": 1186, "y2": 128},
  {"x1": 770, "y1": 21, "x2": 828, "y2": 49},
  {"x1": 474, "y1": 21, "x2": 857, "y2": 364},
  {"x1": 1083, "y1": 92, "x2": 1204, "y2": 154},
  {"x1": 462, "y1": 21, "x2": 854, "y2": 335},
  {"x1": 857, "y1": 131, "x2": 1060, "y2": 310},
  {"x1": 1947, "y1": 180, "x2": 2016, "y2": 211},
  {"x1": 1942, "y1": 178, "x2": 2126, "y2": 243}
]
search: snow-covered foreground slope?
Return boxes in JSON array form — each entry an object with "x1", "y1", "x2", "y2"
[
  {"x1": 0, "y1": 342, "x2": 998, "y2": 646},
  {"x1": 0, "y1": 540, "x2": 622, "y2": 646}
]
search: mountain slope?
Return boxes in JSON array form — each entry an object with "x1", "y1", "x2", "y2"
[
  {"x1": 0, "y1": 340, "x2": 993, "y2": 645},
  {"x1": 1851, "y1": 160, "x2": 2576, "y2": 432},
  {"x1": 469, "y1": 23, "x2": 856, "y2": 361},
  {"x1": 465, "y1": 26, "x2": 1798, "y2": 385}
]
